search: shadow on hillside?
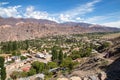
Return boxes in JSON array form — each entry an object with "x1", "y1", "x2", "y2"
[{"x1": 105, "y1": 57, "x2": 120, "y2": 80}]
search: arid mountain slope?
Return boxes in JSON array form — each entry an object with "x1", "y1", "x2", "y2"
[{"x1": 0, "y1": 17, "x2": 120, "y2": 42}]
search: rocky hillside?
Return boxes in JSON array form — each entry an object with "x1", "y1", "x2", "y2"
[
  {"x1": 0, "y1": 17, "x2": 120, "y2": 42},
  {"x1": 104, "y1": 36, "x2": 120, "y2": 80},
  {"x1": 104, "y1": 36, "x2": 120, "y2": 60},
  {"x1": 55, "y1": 35, "x2": 120, "y2": 80}
]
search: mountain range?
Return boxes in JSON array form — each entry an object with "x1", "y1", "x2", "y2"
[{"x1": 0, "y1": 17, "x2": 120, "y2": 42}]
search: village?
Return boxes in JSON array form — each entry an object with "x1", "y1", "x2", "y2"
[
  {"x1": 0, "y1": 32, "x2": 116, "y2": 80},
  {"x1": 1, "y1": 49, "x2": 51, "y2": 80}
]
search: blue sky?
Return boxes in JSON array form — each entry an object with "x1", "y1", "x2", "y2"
[{"x1": 0, "y1": 0, "x2": 120, "y2": 28}]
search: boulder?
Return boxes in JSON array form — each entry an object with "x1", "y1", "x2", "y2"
[
  {"x1": 70, "y1": 76, "x2": 82, "y2": 80},
  {"x1": 83, "y1": 77, "x2": 91, "y2": 80},
  {"x1": 98, "y1": 72, "x2": 106, "y2": 80},
  {"x1": 57, "y1": 78, "x2": 68, "y2": 80},
  {"x1": 89, "y1": 75, "x2": 99, "y2": 80}
]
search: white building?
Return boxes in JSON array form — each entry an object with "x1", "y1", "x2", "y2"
[{"x1": 35, "y1": 53, "x2": 46, "y2": 59}]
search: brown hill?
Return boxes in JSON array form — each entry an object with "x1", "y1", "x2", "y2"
[{"x1": 0, "y1": 17, "x2": 120, "y2": 42}]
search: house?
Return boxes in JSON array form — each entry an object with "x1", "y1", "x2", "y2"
[
  {"x1": 35, "y1": 53, "x2": 46, "y2": 59},
  {"x1": 21, "y1": 53, "x2": 32, "y2": 58},
  {"x1": 0, "y1": 54, "x2": 12, "y2": 63},
  {"x1": 22, "y1": 66, "x2": 31, "y2": 72},
  {"x1": 11, "y1": 56, "x2": 21, "y2": 62},
  {"x1": 45, "y1": 53, "x2": 52, "y2": 61}
]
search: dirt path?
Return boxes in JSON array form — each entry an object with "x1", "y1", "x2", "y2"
[{"x1": 97, "y1": 53, "x2": 114, "y2": 64}]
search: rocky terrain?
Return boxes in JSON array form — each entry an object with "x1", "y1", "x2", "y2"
[
  {"x1": 0, "y1": 17, "x2": 120, "y2": 42},
  {"x1": 56, "y1": 35, "x2": 120, "y2": 80},
  {"x1": 104, "y1": 36, "x2": 120, "y2": 80}
]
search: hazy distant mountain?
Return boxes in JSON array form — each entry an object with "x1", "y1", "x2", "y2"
[
  {"x1": 60, "y1": 22, "x2": 92, "y2": 28},
  {"x1": 0, "y1": 17, "x2": 120, "y2": 42}
]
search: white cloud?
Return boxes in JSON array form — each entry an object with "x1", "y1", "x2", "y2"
[
  {"x1": 21, "y1": 0, "x2": 101, "y2": 22},
  {"x1": 0, "y1": 0, "x2": 101, "y2": 22},
  {"x1": 0, "y1": 5, "x2": 22, "y2": 18},
  {"x1": 83, "y1": 12, "x2": 120, "y2": 28},
  {"x1": 58, "y1": 14, "x2": 71, "y2": 22},
  {"x1": 102, "y1": 21, "x2": 120, "y2": 28},
  {"x1": 24, "y1": 6, "x2": 49, "y2": 19},
  {"x1": 85, "y1": 16, "x2": 108, "y2": 23},
  {"x1": 25, "y1": 0, "x2": 101, "y2": 22},
  {"x1": 63, "y1": 0, "x2": 100, "y2": 17},
  {"x1": 0, "y1": 2, "x2": 9, "y2": 6},
  {"x1": 57, "y1": 0, "x2": 101, "y2": 22}
]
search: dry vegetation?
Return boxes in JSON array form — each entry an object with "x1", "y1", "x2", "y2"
[{"x1": 101, "y1": 32, "x2": 120, "y2": 39}]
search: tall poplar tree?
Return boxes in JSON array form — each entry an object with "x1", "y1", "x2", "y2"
[{"x1": 0, "y1": 57, "x2": 6, "y2": 80}]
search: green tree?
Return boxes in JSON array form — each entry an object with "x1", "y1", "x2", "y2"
[
  {"x1": 51, "y1": 46, "x2": 58, "y2": 62},
  {"x1": 31, "y1": 61, "x2": 40, "y2": 73},
  {"x1": 20, "y1": 72, "x2": 28, "y2": 77},
  {"x1": 64, "y1": 53, "x2": 67, "y2": 58},
  {"x1": 20, "y1": 56, "x2": 27, "y2": 60},
  {"x1": 0, "y1": 57, "x2": 6, "y2": 80},
  {"x1": 85, "y1": 47, "x2": 92, "y2": 57},
  {"x1": 12, "y1": 50, "x2": 21, "y2": 56},
  {"x1": 0, "y1": 57, "x2": 4, "y2": 67},
  {"x1": 10, "y1": 71, "x2": 20, "y2": 80},
  {"x1": 69, "y1": 50, "x2": 80, "y2": 60},
  {"x1": 31, "y1": 61, "x2": 45, "y2": 73},
  {"x1": 47, "y1": 62, "x2": 57, "y2": 69},
  {"x1": 79, "y1": 47, "x2": 92, "y2": 57},
  {"x1": 12, "y1": 41, "x2": 18, "y2": 51},
  {"x1": 28, "y1": 68, "x2": 36, "y2": 76},
  {"x1": 1, "y1": 67, "x2": 6, "y2": 80},
  {"x1": 60, "y1": 58, "x2": 73, "y2": 68},
  {"x1": 38, "y1": 62, "x2": 45, "y2": 73},
  {"x1": 68, "y1": 62, "x2": 73, "y2": 70},
  {"x1": 58, "y1": 49, "x2": 63, "y2": 62},
  {"x1": 25, "y1": 40, "x2": 29, "y2": 50}
]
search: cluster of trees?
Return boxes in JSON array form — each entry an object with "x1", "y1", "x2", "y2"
[
  {"x1": 0, "y1": 57, "x2": 6, "y2": 80},
  {"x1": 10, "y1": 71, "x2": 28, "y2": 79},
  {"x1": 60, "y1": 57, "x2": 75, "y2": 71},
  {"x1": 72, "y1": 32, "x2": 109, "y2": 39},
  {"x1": 29, "y1": 58, "x2": 77, "y2": 79},
  {"x1": 20, "y1": 56, "x2": 27, "y2": 60},
  {"x1": 0, "y1": 38, "x2": 51, "y2": 55},
  {"x1": 51, "y1": 46, "x2": 67, "y2": 63},
  {"x1": 51, "y1": 46, "x2": 78, "y2": 72},
  {"x1": 0, "y1": 40, "x2": 29, "y2": 54},
  {"x1": 10, "y1": 61, "x2": 57, "y2": 79},
  {"x1": 65, "y1": 38, "x2": 77, "y2": 43},
  {"x1": 69, "y1": 46, "x2": 92, "y2": 60},
  {"x1": 1, "y1": 41, "x2": 18, "y2": 53}
]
